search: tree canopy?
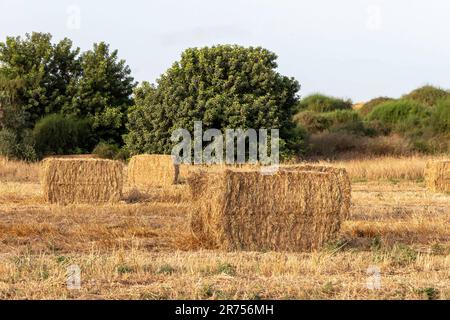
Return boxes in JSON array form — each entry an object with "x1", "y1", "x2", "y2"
[
  {"x1": 125, "y1": 45, "x2": 304, "y2": 157},
  {"x1": 0, "y1": 32, "x2": 135, "y2": 156}
]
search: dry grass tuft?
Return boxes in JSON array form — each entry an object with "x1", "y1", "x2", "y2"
[
  {"x1": 0, "y1": 157, "x2": 40, "y2": 183},
  {"x1": 321, "y1": 156, "x2": 435, "y2": 181}
]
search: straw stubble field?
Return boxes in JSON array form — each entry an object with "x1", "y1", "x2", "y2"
[{"x1": 0, "y1": 156, "x2": 449, "y2": 300}]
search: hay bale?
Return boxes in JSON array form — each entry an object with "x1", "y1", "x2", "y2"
[
  {"x1": 41, "y1": 158, "x2": 123, "y2": 204},
  {"x1": 128, "y1": 154, "x2": 182, "y2": 187},
  {"x1": 188, "y1": 164, "x2": 351, "y2": 219},
  {"x1": 282, "y1": 164, "x2": 352, "y2": 220},
  {"x1": 188, "y1": 169, "x2": 344, "y2": 251},
  {"x1": 425, "y1": 160, "x2": 450, "y2": 193}
]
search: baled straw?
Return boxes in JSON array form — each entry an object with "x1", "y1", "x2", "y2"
[
  {"x1": 282, "y1": 164, "x2": 351, "y2": 220},
  {"x1": 188, "y1": 168, "x2": 345, "y2": 251},
  {"x1": 128, "y1": 154, "x2": 181, "y2": 187},
  {"x1": 41, "y1": 158, "x2": 123, "y2": 204},
  {"x1": 425, "y1": 160, "x2": 450, "y2": 193}
]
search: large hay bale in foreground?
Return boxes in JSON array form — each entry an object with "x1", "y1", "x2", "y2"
[
  {"x1": 282, "y1": 164, "x2": 352, "y2": 219},
  {"x1": 425, "y1": 160, "x2": 450, "y2": 193},
  {"x1": 41, "y1": 158, "x2": 123, "y2": 204},
  {"x1": 188, "y1": 169, "x2": 344, "y2": 251},
  {"x1": 128, "y1": 154, "x2": 181, "y2": 187},
  {"x1": 188, "y1": 164, "x2": 351, "y2": 219}
]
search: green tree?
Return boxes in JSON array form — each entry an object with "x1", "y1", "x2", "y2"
[
  {"x1": 125, "y1": 45, "x2": 304, "y2": 157},
  {"x1": 0, "y1": 73, "x2": 37, "y2": 160},
  {"x1": 67, "y1": 42, "x2": 136, "y2": 144},
  {"x1": 0, "y1": 73, "x2": 26, "y2": 132},
  {"x1": 0, "y1": 32, "x2": 81, "y2": 126}
]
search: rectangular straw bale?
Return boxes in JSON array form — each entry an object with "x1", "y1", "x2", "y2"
[
  {"x1": 41, "y1": 158, "x2": 123, "y2": 204},
  {"x1": 128, "y1": 154, "x2": 181, "y2": 187},
  {"x1": 188, "y1": 169, "x2": 344, "y2": 251},
  {"x1": 188, "y1": 164, "x2": 351, "y2": 219},
  {"x1": 425, "y1": 160, "x2": 450, "y2": 193},
  {"x1": 178, "y1": 162, "x2": 257, "y2": 184},
  {"x1": 281, "y1": 164, "x2": 352, "y2": 219}
]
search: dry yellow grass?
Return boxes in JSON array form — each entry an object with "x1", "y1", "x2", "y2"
[
  {"x1": 0, "y1": 157, "x2": 40, "y2": 182},
  {"x1": 0, "y1": 155, "x2": 449, "y2": 299},
  {"x1": 320, "y1": 156, "x2": 438, "y2": 181}
]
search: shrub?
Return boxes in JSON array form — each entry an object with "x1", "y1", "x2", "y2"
[
  {"x1": 359, "y1": 97, "x2": 394, "y2": 116},
  {"x1": 308, "y1": 132, "x2": 362, "y2": 157},
  {"x1": 322, "y1": 110, "x2": 366, "y2": 134},
  {"x1": 308, "y1": 132, "x2": 413, "y2": 158},
  {"x1": 32, "y1": 114, "x2": 92, "y2": 157},
  {"x1": 295, "y1": 109, "x2": 366, "y2": 135},
  {"x1": 298, "y1": 94, "x2": 352, "y2": 113},
  {"x1": 294, "y1": 111, "x2": 331, "y2": 133},
  {"x1": 0, "y1": 129, "x2": 19, "y2": 159},
  {"x1": 92, "y1": 142, "x2": 129, "y2": 161},
  {"x1": 431, "y1": 98, "x2": 450, "y2": 134},
  {"x1": 0, "y1": 129, "x2": 37, "y2": 161},
  {"x1": 402, "y1": 85, "x2": 449, "y2": 107},
  {"x1": 367, "y1": 99, "x2": 431, "y2": 133},
  {"x1": 364, "y1": 120, "x2": 391, "y2": 136}
]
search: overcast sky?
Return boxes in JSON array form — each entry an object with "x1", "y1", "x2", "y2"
[{"x1": 1, "y1": 0, "x2": 450, "y2": 102}]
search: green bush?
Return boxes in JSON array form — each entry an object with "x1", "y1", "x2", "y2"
[
  {"x1": 298, "y1": 94, "x2": 352, "y2": 113},
  {"x1": 359, "y1": 97, "x2": 394, "y2": 116},
  {"x1": 294, "y1": 111, "x2": 331, "y2": 133},
  {"x1": 322, "y1": 110, "x2": 366, "y2": 134},
  {"x1": 295, "y1": 109, "x2": 366, "y2": 135},
  {"x1": 402, "y1": 85, "x2": 449, "y2": 107},
  {"x1": 364, "y1": 120, "x2": 391, "y2": 136},
  {"x1": 32, "y1": 114, "x2": 92, "y2": 157},
  {"x1": 0, "y1": 129, "x2": 20, "y2": 159},
  {"x1": 367, "y1": 99, "x2": 431, "y2": 133},
  {"x1": 93, "y1": 142, "x2": 129, "y2": 161},
  {"x1": 431, "y1": 98, "x2": 450, "y2": 134},
  {"x1": 0, "y1": 129, "x2": 37, "y2": 161}
]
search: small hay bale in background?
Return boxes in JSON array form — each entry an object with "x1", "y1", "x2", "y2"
[
  {"x1": 127, "y1": 154, "x2": 181, "y2": 187},
  {"x1": 425, "y1": 160, "x2": 450, "y2": 193},
  {"x1": 188, "y1": 168, "x2": 344, "y2": 251},
  {"x1": 41, "y1": 158, "x2": 123, "y2": 204}
]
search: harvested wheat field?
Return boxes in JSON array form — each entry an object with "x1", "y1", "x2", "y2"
[{"x1": 0, "y1": 155, "x2": 449, "y2": 299}]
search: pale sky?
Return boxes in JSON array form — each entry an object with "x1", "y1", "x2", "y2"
[{"x1": 1, "y1": 0, "x2": 450, "y2": 102}]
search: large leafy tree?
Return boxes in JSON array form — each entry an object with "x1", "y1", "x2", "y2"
[
  {"x1": 66, "y1": 42, "x2": 136, "y2": 144},
  {"x1": 0, "y1": 34, "x2": 135, "y2": 147},
  {"x1": 0, "y1": 32, "x2": 81, "y2": 126},
  {"x1": 0, "y1": 73, "x2": 36, "y2": 160},
  {"x1": 125, "y1": 45, "x2": 304, "y2": 156}
]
